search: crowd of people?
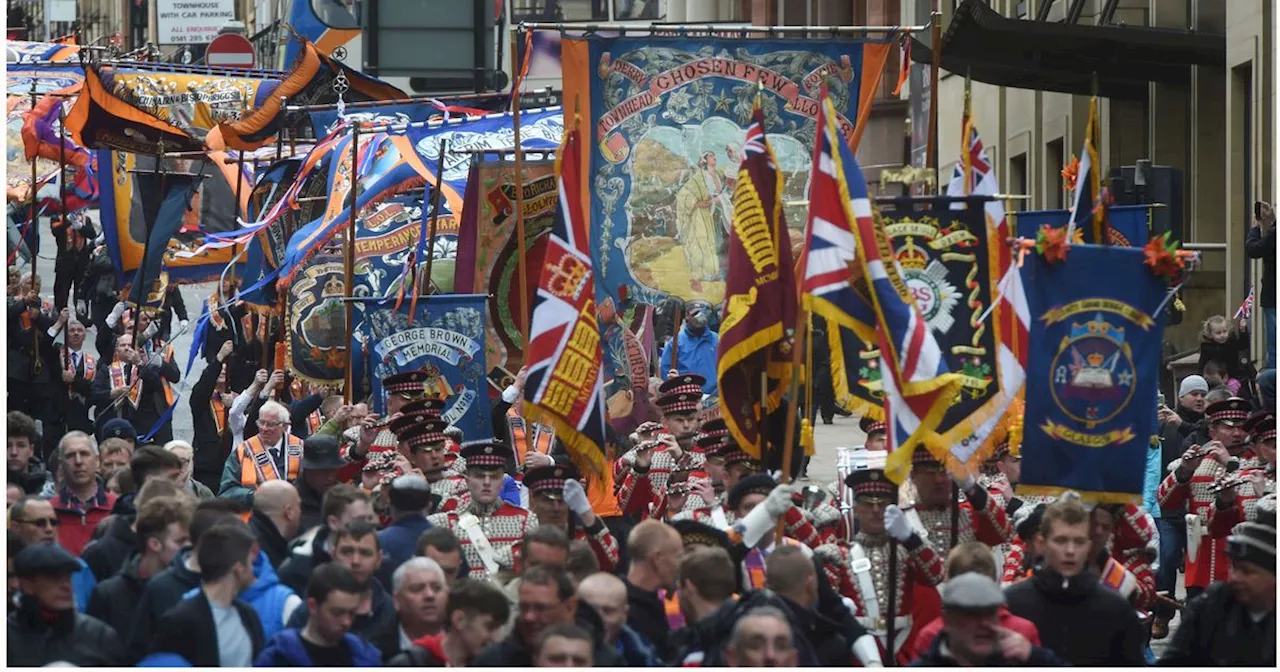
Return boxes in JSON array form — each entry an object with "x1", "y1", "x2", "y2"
[{"x1": 4, "y1": 206, "x2": 1276, "y2": 668}]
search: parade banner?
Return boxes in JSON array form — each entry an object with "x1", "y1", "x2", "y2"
[
  {"x1": 126, "y1": 172, "x2": 201, "y2": 313},
  {"x1": 67, "y1": 65, "x2": 284, "y2": 154},
  {"x1": 287, "y1": 255, "x2": 347, "y2": 385},
  {"x1": 717, "y1": 105, "x2": 796, "y2": 459},
  {"x1": 1013, "y1": 205, "x2": 1152, "y2": 248},
  {"x1": 18, "y1": 85, "x2": 100, "y2": 214},
  {"x1": 356, "y1": 294, "x2": 493, "y2": 440},
  {"x1": 100, "y1": 151, "x2": 246, "y2": 283},
  {"x1": 859, "y1": 197, "x2": 1022, "y2": 470},
  {"x1": 405, "y1": 107, "x2": 563, "y2": 220},
  {"x1": 216, "y1": 38, "x2": 406, "y2": 151},
  {"x1": 1018, "y1": 244, "x2": 1166, "y2": 503},
  {"x1": 6, "y1": 40, "x2": 80, "y2": 64},
  {"x1": 279, "y1": 132, "x2": 435, "y2": 285},
  {"x1": 309, "y1": 100, "x2": 440, "y2": 139},
  {"x1": 454, "y1": 158, "x2": 559, "y2": 373},
  {"x1": 6, "y1": 67, "x2": 84, "y2": 204},
  {"x1": 238, "y1": 158, "x2": 302, "y2": 309},
  {"x1": 281, "y1": 0, "x2": 360, "y2": 71},
  {"x1": 523, "y1": 128, "x2": 609, "y2": 477},
  {"x1": 561, "y1": 35, "x2": 892, "y2": 307},
  {"x1": 353, "y1": 196, "x2": 459, "y2": 299}
]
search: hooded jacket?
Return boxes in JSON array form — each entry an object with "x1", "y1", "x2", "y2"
[
  {"x1": 126, "y1": 547, "x2": 202, "y2": 659},
  {"x1": 181, "y1": 550, "x2": 299, "y2": 641},
  {"x1": 7, "y1": 594, "x2": 128, "y2": 667},
  {"x1": 1003, "y1": 566, "x2": 1145, "y2": 666},
  {"x1": 254, "y1": 628, "x2": 383, "y2": 667}
]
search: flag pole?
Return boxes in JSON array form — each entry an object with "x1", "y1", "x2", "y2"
[
  {"x1": 886, "y1": 539, "x2": 900, "y2": 664},
  {"x1": 28, "y1": 82, "x2": 38, "y2": 261},
  {"x1": 512, "y1": 29, "x2": 531, "y2": 359},
  {"x1": 927, "y1": 10, "x2": 941, "y2": 194},
  {"x1": 669, "y1": 303, "x2": 683, "y2": 377},
  {"x1": 343, "y1": 123, "x2": 360, "y2": 404},
  {"x1": 411, "y1": 137, "x2": 450, "y2": 324},
  {"x1": 776, "y1": 300, "x2": 809, "y2": 544}
]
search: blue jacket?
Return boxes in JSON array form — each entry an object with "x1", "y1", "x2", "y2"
[
  {"x1": 501, "y1": 475, "x2": 521, "y2": 507},
  {"x1": 1143, "y1": 438, "x2": 1162, "y2": 519},
  {"x1": 615, "y1": 623, "x2": 663, "y2": 667},
  {"x1": 73, "y1": 558, "x2": 96, "y2": 614},
  {"x1": 659, "y1": 326, "x2": 720, "y2": 395},
  {"x1": 183, "y1": 550, "x2": 298, "y2": 640},
  {"x1": 377, "y1": 514, "x2": 431, "y2": 572},
  {"x1": 254, "y1": 628, "x2": 382, "y2": 667}
]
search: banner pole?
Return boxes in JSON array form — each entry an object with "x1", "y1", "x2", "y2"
[
  {"x1": 886, "y1": 539, "x2": 900, "y2": 665},
  {"x1": 413, "y1": 137, "x2": 450, "y2": 322},
  {"x1": 776, "y1": 301, "x2": 809, "y2": 544},
  {"x1": 512, "y1": 28, "x2": 531, "y2": 358},
  {"x1": 949, "y1": 481, "x2": 960, "y2": 550},
  {"x1": 28, "y1": 82, "x2": 38, "y2": 260},
  {"x1": 343, "y1": 123, "x2": 360, "y2": 404},
  {"x1": 57, "y1": 102, "x2": 66, "y2": 229},
  {"x1": 927, "y1": 11, "x2": 941, "y2": 195},
  {"x1": 275, "y1": 96, "x2": 286, "y2": 162},
  {"x1": 669, "y1": 304, "x2": 683, "y2": 377}
]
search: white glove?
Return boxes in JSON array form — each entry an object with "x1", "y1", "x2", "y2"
[
  {"x1": 563, "y1": 479, "x2": 592, "y2": 517},
  {"x1": 884, "y1": 504, "x2": 912, "y2": 543},
  {"x1": 107, "y1": 301, "x2": 126, "y2": 328},
  {"x1": 764, "y1": 483, "x2": 797, "y2": 518},
  {"x1": 179, "y1": 319, "x2": 189, "y2": 330},
  {"x1": 501, "y1": 384, "x2": 519, "y2": 404},
  {"x1": 852, "y1": 633, "x2": 884, "y2": 667},
  {"x1": 954, "y1": 471, "x2": 977, "y2": 492},
  {"x1": 525, "y1": 452, "x2": 554, "y2": 468}
]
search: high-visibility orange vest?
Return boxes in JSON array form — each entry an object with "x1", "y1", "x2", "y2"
[
  {"x1": 508, "y1": 407, "x2": 555, "y2": 468},
  {"x1": 237, "y1": 434, "x2": 303, "y2": 488}
]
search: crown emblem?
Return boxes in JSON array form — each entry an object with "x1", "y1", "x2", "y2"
[
  {"x1": 1086, "y1": 352, "x2": 1104, "y2": 367},
  {"x1": 545, "y1": 253, "x2": 590, "y2": 301},
  {"x1": 322, "y1": 276, "x2": 344, "y2": 297},
  {"x1": 1068, "y1": 313, "x2": 1126, "y2": 345},
  {"x1": 896, "y1": 237, "x2": 928, "y2": 271}
]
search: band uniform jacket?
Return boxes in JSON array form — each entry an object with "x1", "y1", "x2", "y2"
[
  {"x1": 1157, "y1": 450, "x2": 1260, "y2": 588},
  {"x1": 427, "y1": 498, "x2": 537, "y2": 579},
  {"x1": 1207, "y1": 464, "x2": 1276, "y2": 536},
  {"x1": 815, "y1": 532, "x2": 944, "y2": 663}
]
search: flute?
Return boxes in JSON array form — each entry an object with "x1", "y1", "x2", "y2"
[
  {"x1": 1184, "y1": 439, "x2": 1252, "y2": 462},
  {"x1": 1210, "y1": 467, "x2": 1275, "y2": 495}
]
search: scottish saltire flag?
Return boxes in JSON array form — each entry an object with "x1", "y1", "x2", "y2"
[
  {"x1": 1068, "y1": 96, "x2": 1103, "y2": 243},
  {"x1": 522, "y1": 127, "x2": 609, "y2": 477},
  {"x1": 800, "y1": 90, "x2": 961, "y2": 484},
  {"x1": 943, "y1": 98, "x2": 1030, "y2": 473}
]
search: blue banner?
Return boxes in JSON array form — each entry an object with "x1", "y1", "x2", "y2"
[
  {"x1": 1018, "y1": 244, "x2": 1167, "y2": 504},
  {"x1": 127, "y1": 173, "x2": 201, "y2": 311},
  {"x1": 355, "y1": 294, "x2": 493, "y2": 441},
  {"x1": 1013, "y1": 204, "x2": 1152, "y2": 247},
  {"x1": 309, "y1": 101, "x2": 440, "y2": 139},
  {"x1": 576, "y1": 36, "x2": 877, "y2": 308}
]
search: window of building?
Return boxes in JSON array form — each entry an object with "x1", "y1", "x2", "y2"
[
  {"x1": 1045, "y1": 138, "x2": 1064, "y2": 209},
  {"x1": 1009, "y1": 152, "x2": 1028, "y2": 212}
]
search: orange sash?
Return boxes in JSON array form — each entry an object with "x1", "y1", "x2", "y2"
[
  {"x1": 211, "y1": 397, "x2": 227, "y2": 435},
  {"x1": 237, "y1": 434, "x2": 303, "y2": 487},
  {"x1": 1100, "y1": 557, "x2": 1128, "y2": 592},
  {"x1": 508, "y1": 407, "x2": 554, "y2": 466},
  {"x1": 660, "y1": 589, "x2": 685, "y2": 630}
]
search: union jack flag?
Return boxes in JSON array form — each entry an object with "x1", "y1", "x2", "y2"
[
  {"x1": 1235, "y1": 287, "x2": 1254, "y2": 320},
  {"x1": 800, "y1": 89, "x2": 961, "y2": 484},
  {"x1": 943, "y1": 93, "x2": 1030, "y2": 472},
  {"x1": 522, "y1": 127, "x2": 608, "y2": 476},
  {"x1": 1068, "y1": 96, "x2": 1104, "y2": 243}
]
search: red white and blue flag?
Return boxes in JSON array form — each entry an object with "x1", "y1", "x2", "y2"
[
  {"x1": 943, "y1": 95, "x2": 1030, "y2": 472},
  {"x1": 800, "y1": 89, "x2": 961, "y2": 483},
  {"x1": 522, "y1": 127, "x2": 609, "y2": 476},
  {"x1": 1236, "y1": 287, "x2": 1254, "y2": 320}
]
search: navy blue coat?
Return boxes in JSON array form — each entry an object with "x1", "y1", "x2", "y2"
[{"x1": 375, "y1": 514, "x2": 432, "y2": 587}]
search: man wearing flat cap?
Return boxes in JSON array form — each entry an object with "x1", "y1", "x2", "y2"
[
  {"x1": 910, "y1": 573, "x2": 1065, "y2": 666},
  {"x1": 7, "y1": 544, "x2": 128, "y2": 666},
  {"x1": 813, "y1": 450, "x2": 944, "y2": 664},
  {"x1": 524, "y1": 464, "x2": 620, "y2": 571},
  {"x1": 1209, "y1": 409, "x2": 1277, "y2": 536},
  {"x1": 1159, "y1": 494, "x2": 1275, "y2": 666},
  {"x1": 427, "y1": 440, "x2": 535, "y2": 580},
  {"x1": 1158, "y1": 396, "x2": 1261, "y2": 600}
]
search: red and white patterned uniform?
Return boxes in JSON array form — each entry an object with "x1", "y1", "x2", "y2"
[
  {"x1": 427, "y1": 473, "x2": 469, "y2": 501},
  {"x1": 427, "y1": 498, "x2": 537, "y2": 577},
  {"x1": 815, "y1": 534, "x2": 944, "y2": 664},
  {"x1": 907, "y1": 493, "x2": 1015, "y2": 549},
  {"x1": 1207, "y1": 465, "x2": 1276, "y2": 537},
  {"x1": 572, "y1": 521, "x2": 621, "y2": 571},
  {"x1": 1106, "y1": 503, "x2": 1159, "y2": 612},
  {"x1": 672, "y1": 504, "x2": 824, "y2": 549},
  {"x1": 1157, "y1": 451, "x2": 1259, "y2": 588},
  {"x1": 615, "y1": 449, "x2": 706, "y2": 516}
]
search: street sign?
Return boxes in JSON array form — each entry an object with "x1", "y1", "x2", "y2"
[{"x1": 205, "y1": 32, "x2": 256, "y2": 68}]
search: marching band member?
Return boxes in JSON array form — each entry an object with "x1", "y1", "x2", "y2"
[
  {"x1": 1209, "y1": 409, "x2": 1276, "y2": 535},
  {"x1": 1157, "y1": 397, "x2": 1257, "y2": 600},
  {"x1": 392, "y1": 417, "x2": 467, "y2": 504},
  {"x1": 903, "y1": 447, "x2": 1015, "y2": 548},
  {"x1": 814, "y1": 451, "x2": 944, "y2": 664},
  {"x1": 1088, "y1": 502, "x2": 1158, "y2": 613},
  {"x1": 426, "y1": 441, "x2": 536, "y2": 581},
  {"x1": 523, "y1": 464, "x2": 620, "y2": 571},
  {"x1": 342, "y1": 369, "x2": 431, "y2": 462}
]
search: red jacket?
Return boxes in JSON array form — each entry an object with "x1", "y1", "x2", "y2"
[
  {"x1": 903, "y1": 605, "x2": 1041, "y2": 663},
  {"x1": 51, "y1": 481, "x2": 118, "y2": 557}
]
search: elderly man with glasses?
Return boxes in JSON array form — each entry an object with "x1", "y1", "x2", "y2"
[{"x1": 219, "y1": 400, "x2": 305, "y2": 507}]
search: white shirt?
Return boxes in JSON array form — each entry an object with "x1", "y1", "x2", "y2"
[{"x1": 228, "y1": 392, "x2": 253, "y2": 446}]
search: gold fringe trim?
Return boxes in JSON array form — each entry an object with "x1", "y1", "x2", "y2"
[
  {"x1": 1015, "y1": 483, "x2": 1142, "y2": 506},
  {"x1": 529, "y1": 407, "x2": 607, "y2": 478}
]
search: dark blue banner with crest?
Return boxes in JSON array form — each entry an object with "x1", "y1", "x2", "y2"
[
  {"x1": 1013, "y1": 204, "x2": 1152, "y2": 248},
  {"x1": 1018, "y1": 244, "x2": 1167, "y2": 504},
  {"x1": 354, "y1": 294, "x2": 493, "y2": 440}
]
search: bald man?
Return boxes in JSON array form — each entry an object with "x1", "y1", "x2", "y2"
[
  {"x1": 766, "y1": 545, "x2": 879, "y2": 666},
  {"x1": 579, "y1": 572, "x2": 663, "y2": 665},
  {"x1": 250, "y1": 480, "x2": 302, "y2": 568},
  {"x1": 623, "y1": 520, "x2": 683, "y2": 661}
]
